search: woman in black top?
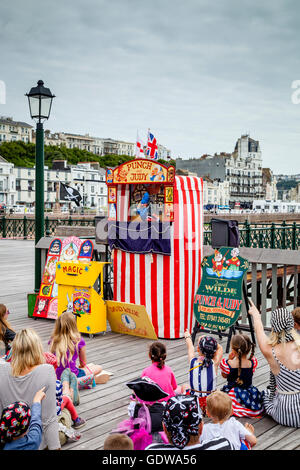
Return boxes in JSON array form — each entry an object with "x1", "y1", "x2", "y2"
[{"x1": 0, "y1": 304, "x2": 15, "y2": 356}]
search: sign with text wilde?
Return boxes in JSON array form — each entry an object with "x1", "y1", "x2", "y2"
[{"x1": 193, "y1": 247, "x2": 249, "y2": 331}]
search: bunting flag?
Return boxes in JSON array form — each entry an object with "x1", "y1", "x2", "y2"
[
  {"x1": 146, "y1": 130, "x2": 158, "y2": 160},
  {"x1": 60, "y1": 182, "x2": 82, "y2": 206}
]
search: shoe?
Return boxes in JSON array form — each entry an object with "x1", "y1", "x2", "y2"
[
  {"x1": 73, "y1": 417, "x2": 86, "y2": 429},
  {"x1": 94, "y1": 371, "x2": 110, "y2": 384}
]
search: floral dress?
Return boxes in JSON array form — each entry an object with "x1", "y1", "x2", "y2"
[{"x1": 220, "y1": 357, "x2": 264, "y2": 417}]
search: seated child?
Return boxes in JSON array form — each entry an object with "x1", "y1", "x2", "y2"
[
  {"x1": 220, "y1": 333, "x2": 264, "y2": 417},
  {"x1": 183, "y1": 331, "x2": 223, "y2": 414},
  {"x1": 103, "y1": 433, "x2": 134, "y2": 450},
  {"x1": 200, "y1": 390, "x2": 257, "y2": 450},
  {"x1": 44, "y1": 352, "x2": 86, "y2": 435},
  {"x1": 140, "y1": 342, "x2": 181, "y2": 403},
  {"x1": 0, "y1": 387, "x2": 45, "y2": 450}
]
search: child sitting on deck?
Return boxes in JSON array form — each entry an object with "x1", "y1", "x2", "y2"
[
  {"x1": 200, "y1": 390, "x2": 257, "y2": 450},
  {"x1": 183, "y1": 330, "x2": 223, "y2": 414},
  {"x1": 49, "y1": 312, "x2": 111, "y2": 387},
  {"x1": 220, "y1": 333, "x2": 264, "y2": 417},
  {"x1": 140, "y1": 342, "x2": 181, "y2": 402}
]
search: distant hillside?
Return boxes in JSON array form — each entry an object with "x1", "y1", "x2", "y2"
[{"x1": 0, "y1": 141, "x2": 176, "y2": 169}]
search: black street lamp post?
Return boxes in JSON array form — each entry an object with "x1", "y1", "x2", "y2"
[{"x1": 26, "y1": 80, "x2": 55, "y2": 292}]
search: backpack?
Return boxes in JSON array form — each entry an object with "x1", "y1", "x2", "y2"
[{"x1": 111, "y1": 403, "x2": 153, "y2": 450}]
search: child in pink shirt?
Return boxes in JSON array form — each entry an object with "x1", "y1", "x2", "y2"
[{"x1": 140, "y1": 342, "x2": 180, "y2": 403}]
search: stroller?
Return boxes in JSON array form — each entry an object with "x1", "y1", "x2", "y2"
[{"x1": 110, "y1": 377, "x2": 169, "y2": 450}]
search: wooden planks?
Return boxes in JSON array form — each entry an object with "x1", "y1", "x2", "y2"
[{"x1": 1, "y1": 240, "x2": 300, "y2": 450}]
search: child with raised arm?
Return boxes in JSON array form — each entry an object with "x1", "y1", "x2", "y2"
[
  {"x1": 200, "y1": 390, "x2": 257, "y2": 450},
  {"x1": 0, "y1": 387, "x2": 45, "y2": 450},
  {"x1": 183, "y1": 330, "x2": 223, "y2": 413},
  {"x1": 220, "y1": 333, "x2": 264, "y2": 417}
]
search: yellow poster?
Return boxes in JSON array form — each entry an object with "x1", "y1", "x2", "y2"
[{"x1": 106, "y1": 300, "x2": 158, "y2": 340}]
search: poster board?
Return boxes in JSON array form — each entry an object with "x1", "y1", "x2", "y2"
[
  {"x1": 193, "y1": 247, "x2": 249, "y2": 331},
  {"x1": 56, "y1": 261, "x2": 107, "y2": 335},
  {"x1": 106, "y1": 300, "x2": 158, "y2": 340},
  {"x1": 32, "y1": 236, "x2": 94, "y2": 320}
]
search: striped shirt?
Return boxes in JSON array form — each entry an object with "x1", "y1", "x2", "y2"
[
  {"x1": 146, "y1": 436, "x2": 233, "y2": 451},
  {"x1": 189, "y1": 358, "x2": 217, "y2": 396},
  {"x1": 264, "y1": 348, "x2": 300, "y2": 428}
]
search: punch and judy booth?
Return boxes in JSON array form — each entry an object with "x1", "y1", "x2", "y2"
[
  {"x1": 55, "y1": 261, "x2": 108, "y2": 335},
  {"x1": 106, "y1": 158, "x2": 204, "y2": 339}
]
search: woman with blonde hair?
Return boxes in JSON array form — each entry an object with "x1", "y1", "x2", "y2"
[
  {"x1": 0, "y1": 328, "x2": 60, "y2": 449},
  {"x1": 0, "y1": 304, "x2": 15, "y2": 357},
  {"x1": 249, "y1": 300, "x2": 300, "y2": 427},
  {"x1": 49, "y1": 312, "x2": 110, "y2": 385}
]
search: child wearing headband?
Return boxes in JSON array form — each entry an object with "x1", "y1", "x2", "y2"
[
  {"x1": 183, "y1": 331, "x2": 223, "y2": 414},
  {"x1": 0, "y1": 387, "x2": 45, "y2": 450},
  {"x1": 220, "y1": 333, "x2": 264, "y2": 417}
]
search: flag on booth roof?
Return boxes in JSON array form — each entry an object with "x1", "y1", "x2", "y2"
[
  {"x1": 135, "y1": 131, "x2": 145, "y2": 158},
  {"x1": 146, "y1": 130, "x2": 158, "y2": 160}
]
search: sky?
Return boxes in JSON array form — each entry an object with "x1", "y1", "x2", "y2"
[{"x1": 0, "y1": 0, "x2": 300, "y2": 174}]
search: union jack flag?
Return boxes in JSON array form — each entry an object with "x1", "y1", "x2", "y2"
[{"x1": 146, "y1": 131, "x2": 158, "y2": 160}]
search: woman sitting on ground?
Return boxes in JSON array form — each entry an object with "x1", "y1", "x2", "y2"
[
  {"x1": 0, "y1": 328, "x2": 60, "y2": 449},
  {"x1": 249, "y1": 299, "x2": 300, "y2": 428}
]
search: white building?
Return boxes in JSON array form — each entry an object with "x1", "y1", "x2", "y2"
[
  {"x1": 0, "y1": 155, "x2": 16, "y2": 207},
  {"x1": 70, "y1": 162, "x2": 107, "y2": 213},
  {"x1": 0, "y1": 116, "x2": 32, "y2": 143},
  {"x1": 203, "y1": 179, "x2": 230, "y2": 208},
  {"x1": 252, "y1": 199, "x2": 300, "y2": 213}
]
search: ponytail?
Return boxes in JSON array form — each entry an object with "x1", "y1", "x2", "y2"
[{"x1": 149, "y1": 342, "x2": 167, "y2": 370}]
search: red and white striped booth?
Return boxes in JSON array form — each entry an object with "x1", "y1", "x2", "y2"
[{"x1": 106, "y1": 162, "x2": 203, "y2": 339}]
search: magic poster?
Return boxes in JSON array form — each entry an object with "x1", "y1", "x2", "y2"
[{"x1": 194, "y1": 247, "x2": 249, "y2": 331}]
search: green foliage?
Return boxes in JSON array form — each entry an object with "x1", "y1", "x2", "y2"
[{"x1": 0, "y1": 141, "x2": 176, "y2": 169}]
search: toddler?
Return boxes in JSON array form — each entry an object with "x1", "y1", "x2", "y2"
[
  {"x1": 44, "y1": 352, "x2": 85, "y2": 433},
  {"x1": 104, "y1": 433, "x2": 134, "y2": 450},
  {"x1": 200, "y1": 390, "x2": 257, "y2": 450}
]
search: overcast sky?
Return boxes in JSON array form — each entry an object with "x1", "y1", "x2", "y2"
[{"x1": 1, "y1": 0, "x2": 300, "y2": 173}]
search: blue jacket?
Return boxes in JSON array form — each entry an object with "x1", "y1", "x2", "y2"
[{"x1": 4, "y1": 402, "x2": 43, "y2": 450}]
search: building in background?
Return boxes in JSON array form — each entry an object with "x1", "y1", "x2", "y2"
[
  {"x1": 0, "y1": 155, "x2": 16, "y2": 207},
  {"x1": 176, "y1": 134, "x2": 265, "y2": 208},
  {"x1": 0, "y1": 116, "x2": 32, "y2": 143},
  {"x1": 13, "y1": 160, "x2": 107, "y2": 213}
]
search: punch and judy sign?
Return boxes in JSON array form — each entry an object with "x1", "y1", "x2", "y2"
[{"x1": 194, "y1": 247, "x2": 249, "y2": 331}]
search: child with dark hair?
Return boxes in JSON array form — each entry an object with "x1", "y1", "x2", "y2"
[
  {"x1": 140, "y1": 342, "x2": 180, "y2": 403},
  {"x1": 183, "y1": 331, "x2": 223, "y2": 414},
  {"x1": 0, "y1": 388, "x2": 45, "y2": 450},
  {"x1": 220, "y1": 333, "x2": 264, "y2": 417}
]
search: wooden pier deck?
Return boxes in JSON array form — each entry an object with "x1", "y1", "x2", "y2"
[{"x1": 0, "y1": 240, "x2": 299, "y2": 451}]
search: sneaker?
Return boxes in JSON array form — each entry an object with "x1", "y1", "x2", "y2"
[{"x1": 73, "y1": 417, "x2": 86, "y2": 429}]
